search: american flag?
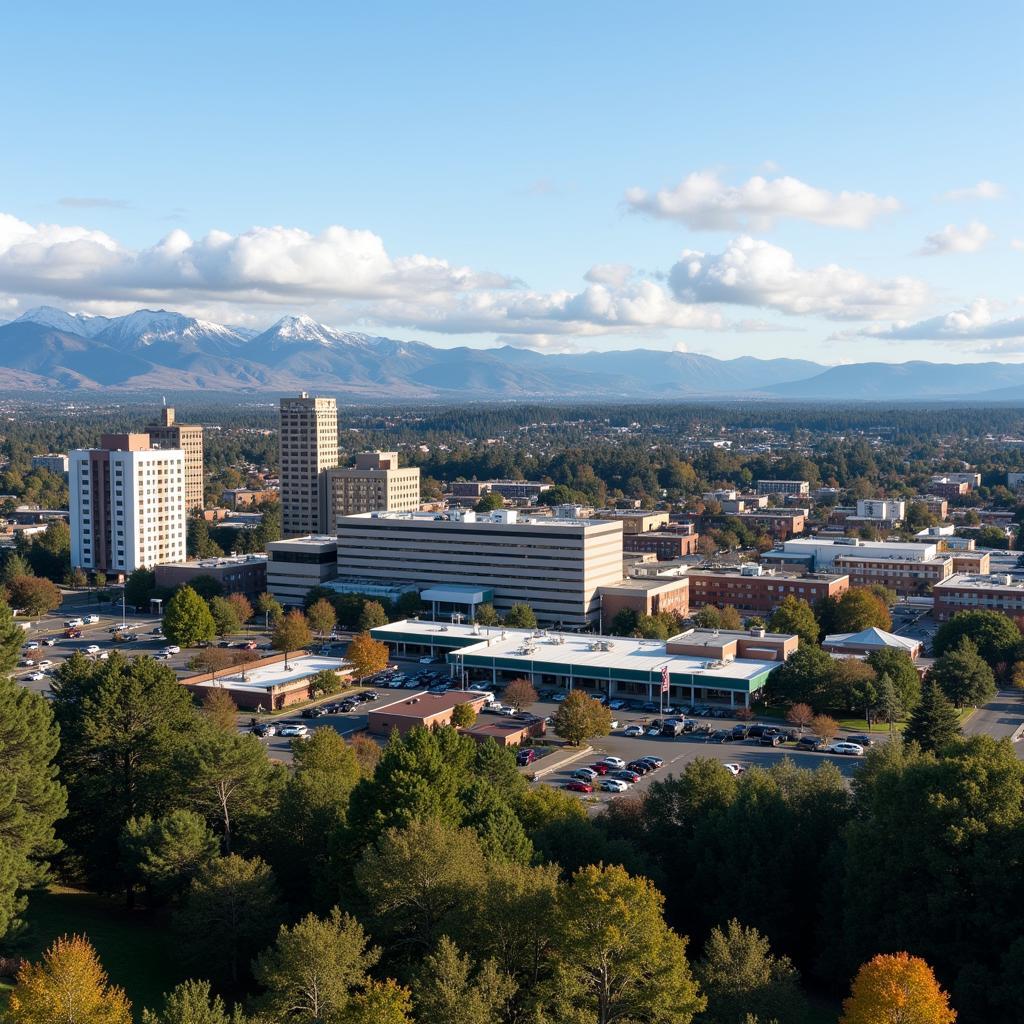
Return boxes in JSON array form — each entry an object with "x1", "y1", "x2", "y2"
[{"x1": 660, "y1": 664, "x2": 670, "y2": 694}]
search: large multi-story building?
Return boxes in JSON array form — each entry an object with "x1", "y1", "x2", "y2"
[
  {"x1": 324, "y1": 451, "x2": 420, "y2": 524},
  {"x1": 733, "y1": 511, "x2": 805, "y2": 539},
  {"x1": 757, "y1": 479, "x2": 810, "y2": 497},
  {"x1": 686, "y1": 564, "x2": 849, "y2": 614},
  {"x1": 69, "y1": 434, "x2": 186, "y2": 576},
  {"x1": 856, "y1": 499, "x2": 906, "y2": 521},
  {"x1": 622, "y1": 530, "x2": 701, "y2": 560},
  {"x1": 31, "y1": 453, "x2": 69, "y2": 476},
  {"x1": 928, "y1": 477, "x2": 970, "y2": 500},
  {"x1": 279, "y1": 394, "x2": 338, "y2": 536},
  {"x1": 933, "y1": 572, "x2": 1024, "y2": 622},
  {"x1": 334, "y1": 508, "x2": 623, "y2": 627},
  {"x1": 144, "y1": 406, "x2": 205, "y2": 512},
  {"x1": 266, "y1": 535, "x2": 339, "y2": 607}
]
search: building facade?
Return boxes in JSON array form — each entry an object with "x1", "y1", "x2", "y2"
[
  {"x1": 266, "y1": 535, "x2": 339, "y2": 606},
  {"x1": 756, "y1": 479, "x2": 810, "y2": 496},
  {"x1": 622, "y1": 530, "x2": 700, "y2": 560},
  {"x1": 324, "y1": 451, "x2": 420, "y2": 524},
  {"x1": 31, "y1": 453, "x2": 69, "y2": 476},
  {"x1": 69, "y1": 434, "x2": 186, "y2": 575},
  {"x1": 145, "y1": 407, "x2": 204, "y2": 512},
  {"x1": 449, "y1": 479, "x2": 551, "y2": 502},
  {"x1": 933, "y1": 573, "x2": 1024, "y2": 622},
  {"x1": 335, "y1": 509, "x2": 623, "y2": 627},
  {"x1": 686, "y1": 565, "x2": 849, "y2": 614},
  {"x1": 832, "y1": 553, "x2": 952, "y2": 595},
  {"x1": 154, "y1": 554, "x2": 268, "y2": 599},
  {"x1": 279, "y1": 394, "x2": 338, "y2": 536}
]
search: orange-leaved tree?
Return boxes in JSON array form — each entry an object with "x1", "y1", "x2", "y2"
[
  {"x1": 841, "y1": 952, "x2": 956, "y2": 1024},
  {"x1": 7, "y1": 933, "x2": 133, "y2": 1024}
]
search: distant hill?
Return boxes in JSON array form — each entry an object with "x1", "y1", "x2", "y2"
[{"x1": 0, "y1": 305, "x2": 1017, "y2": 401}]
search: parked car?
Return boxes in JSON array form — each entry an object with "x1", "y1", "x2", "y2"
[
  {"x1": 710, "y1": 729, "x2": 730, "y2": 743},
  {"x1": 253, "y1": 722, "x2": 277, "y2": 737},
  {"x1": 41, "y1": 638, "x2": 56, "y2": 646},
  {"x1": 626, "y1": 760, "x2": 653, "y2": 775},
  {"x1": 759, "y1": 733, "x2": 781, "y2": 747},
  {"x1": 623, "y1": 724, "x2": 645, "y2": 737},
  {"x1": 301, "y1": 706, "x2": 327, "y2": 718},
  {"x1": 613, "y1": 769, "x2": 642, "y2": 784},
  {"x1": 161, "y1": 645, "x2": 181, "y2": 655},
  {"x1": 846, "y1": 734, "x2": 877, "y2": 747},
  {"x1": 731, "y1": 724, "x2": 750, "y2": 740},
  {"x1": 661, "y1": 719, "x2": 685, "y2": 737},
  {"x1": 829, "y1": 741, "x2": 865, "y2": 756},
  {"x1": 588, "y1": 762, "x2": 610, "y2": 775},
  {"x1": 84, "y1": 614, "x2": 100, "y2": 624},
  {"x1": 516, "y1": 749, "x2": 537, "y2": 766},
  {"x1": 600, "y1": 756, "x2": 626, "y2": 770},
  {"x1": 640, "y1": 701, "x2": 660, "y2": 713},
  {"x1": 552, "y1": 692, "x2": 568, "y2": 703},
  {"x1": 637, "y1": 756, "x2": 664, "y2": 769},
  {"x1": 85, "y1": 645, "x2": 101, "y2": 654},
  {"x1": 23, "y1": 641, "x2": 40, "y2": 651},
  {"x1": 600, "y1": 778, "x2": 630, "y2": 793},
  {"x1": 338, "y1": 701, "x2": 358, "y2": 713},
  {"x1": 279, "y1": 723, "x2": 309, "y2": 737},
  {"x1": 26, "y1": 671, "x2": 45, "y2": 681},
  {"x1": 746, "y1": 724, "x2": 770, "y2": 738},
  {"x1": 64, "y1": 618, "x2": 84, "y2": 628},
  {"x1": 572, "y1": 767, "x2": 598, "y2": 781},
  {"x1": 723, "y1": 763, "x2": 746, "y2": 776},
  {"x1": 795, "y1": 736, "x2": 827, "y2": 752},
  {"x1": 608, "y1": 699, "x2": 627, "y2": 711},
  {"x1": 564, "y1": 780, "x2": 593, "y2": 793},
  {"x1": 37, "y1": 660, "x2": 53, "y2": 669}
]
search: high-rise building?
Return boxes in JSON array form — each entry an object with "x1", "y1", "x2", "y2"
[
  {"x1": 69, "y1": 434, "x2": 186, "y2": 575},
  {"x1": 324, "y1": 451, "x2": 420, "y2": 525},
  {"x1": 279, "y1": 394, "x2": 338, "y2": 536},
  {"x1": 145, "y1": 406, "x2": 204, "y2": 511}
]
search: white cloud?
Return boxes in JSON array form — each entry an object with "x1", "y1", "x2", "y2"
[
  {"x1": 918, "y1": 220, "x2": 993, "y2": 256},
  {"x1": 667, "y1": 236, "x2": 928, "y2": 320},
  {"x1": 941, "y1": 180, "x2": 1004, "y2": 201},
  {"x1": 860, "y1": 299, "x2": 1024, "y2": 341},
  {"x1": 625, "y1": 171, "x2": 900, "y2": 230},
  {"x1": 1012, "y1": 239, "x2": 1024, "y2": 251},
  {"x1": 583, "y1": 263, "x2": 635, "y2": 287}
]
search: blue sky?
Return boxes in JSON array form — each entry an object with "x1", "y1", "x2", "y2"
[{"x1": 2, "y1": 0, "x2": 1022, "y2": 363}]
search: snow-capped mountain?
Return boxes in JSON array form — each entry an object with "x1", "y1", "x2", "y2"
[
  {"x1": 248, "y1": 314, "x2": 376, "y2": 351},
  {"x1": 15, "y1": 305, "x2": 111, "y2": 337}
]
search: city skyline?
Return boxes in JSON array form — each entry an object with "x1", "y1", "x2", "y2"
[{"x1": 2, "y1": 1, "x2": 1022, "y2": 364}]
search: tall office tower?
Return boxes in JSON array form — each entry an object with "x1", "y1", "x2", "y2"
[
  {"x1": 324, "y1": 451, "x2": 421, "y2": 525},
  {"x1": 279, "y1": 393, "x2": 339, "y2": 536},
  {"x1": 145, "y1": 406, "x2": 205, "y2": 511},
  {"x1": 69, "y1": 434, "x2": 187, "y2": 575}
]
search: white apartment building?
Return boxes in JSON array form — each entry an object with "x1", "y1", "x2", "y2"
[
  {"x1": 324, "y1": 451, "x2": 420, "y2": 525},
  {"x1": 279, "y1": 394, "x2": 338, "y2": 536},
  {"x1": 762, "y1": 536, "x2": 939, "y2": 570},
  {"x1": 335, "y1": 508, "x2": 624, "y2": 627},
  {"x1": 69, "y1": 434, "x2": 186, "y2": 575},
  {"x1": 856, "y1": 499, "x2": 906, "y2": 521},
  {"x1": 266, "y1": 535, "x2": 339, "y2": 607}
]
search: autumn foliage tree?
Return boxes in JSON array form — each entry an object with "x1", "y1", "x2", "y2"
[
  {"x1": 503, "y1": 677, "x2": 538, "y2": 711},
  {"x1": 786, "y1": 702, "x2": 815, "y2": 734},
  {"x1": 272, "y1": 609, "x2": 313, "y2": 668},
  {"x1": 345, "y1": 632, "x2": 390, "y2": 679},
  {"x1": 841, "y1": 952, "x2": 956, "y2": 1024},
  {"x1": 7, "y1": 934, "x2": 133, "y2": 1024}
]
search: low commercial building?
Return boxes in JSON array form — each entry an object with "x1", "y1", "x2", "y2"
[
  {"x1": 154, "y1": 554, "x2": 268, "y2": 599},
  {"x1": 325, "y1": 451, "x2": 421, "y2": 523},
  {"x1": 463, "y1": 720, "x2": 546, "y2": 746},
  {"x1": 757, "y1": 480, "x2": 809, "y2": 497},
  {"x1": 595, "y1": 510, "x2": 670, "y2": 533},
  {"x1": 221, "y1": 488, "x2": 278, "y2": 509},
  {"x1": 933, "y1": 573, "x2": 1024, "y2": 622},
  {"x1": 733, "y1": 510, "x2": 805, "y2": 539},
  {"x1": 598, "y1": 576, "x2": 691, "y2": 627},
  {"x1": 952, "y1": 551, "x2": 991, "y2": 574},
  {"x1": 180, "y1": 652, "x2": 352, "y2": 710},
  {"x1": 366, "y1": 690, "x2": 489, "y2": 736},
  {"x1": 370, "y1": 620, "x2": 799, "y2": 708},
  {"x1": 762, "y1": 537, "x2": 941, "y2": 571},
  {"x1": 832, "y1": 552, "x2": 952, "y2": 596},
  {"x1": 267, "y1": 535, "x2": 338, "y2": 607},
  {"x1": 686, "y1": 565, "x2": 849, "y2": 614},
  {"x1": 822, "y1": 627, "x2": 922, "y2": 660},
  {"x1": 335, "y1": 509, "x2": 623, "y2": 627},
  {"x1": 929, "y1": 477, "x2": 970, "y2": 500},
  {"x1": 623, "y1": 530, "x2": 700, "y2": 559},
  {"x1": 449, "y1": 479, "x2": 551, "y2": 503}
]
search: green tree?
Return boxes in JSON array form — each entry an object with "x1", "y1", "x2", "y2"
[
  {"x1": 7, "y1": 575, "x2": 62, "y2": 617},
  {"x1": 503, "y1": 603, "x2": 538, "y2": 629},
  {"x1": 253, "y1": 907, "x2": 380, "y2": 1023},
  {"x1": 272, "y1": 609, "x2": 312, "y2": 668},
  {"x1": 0, "y1": 678, "x2": 66, "y2": 942},
  {"x1": 609, "y1": 608, "x2": 639, "y2": 636},
  {"x1": 141, "y1": 979, "x2": 242, "y2": 1024},
  {"x1": 306, "y1": 597, "x2": 337, "y2": 639},
  {"x1": 355, "y1": 817, "x2": 486, "y2": 956},
  {"x1": 175, "y1": 854, "x2": 282, "y2": 986},
  {"x1": 765, "y1": 644, "x2": 835, "y2": 708},
  {"x1": 903, "y1": 681, "x2": 963, "y2": 752},
  {"x1": 340, "y1": 979, "x2": 413, "y2": 1024},
  {"x1": 473, "y1": 603, "x2": 500, "y2": 626},
  {"x1": 415, "y1": 935, "x2": 516, "y2": 1024},
  {"x1": 832, "y1": 588, "x2": 892, "y2": 633},
  {"x1": 928, "y1": 636, "x2": 996, "y2": 707},
  {"x1": 451, "y1": 702, "x2": 477, "y2": 728},
  {"x1": 309, "y1": 668, "x2": 342, "y2": 696},
  {"x1": 256, "y1": 592, "x2": 284, "y2": 629},
  {"x1": 187, "y1": 516, "x2": 224, "y2": 559},
  {"x1": 550, "y1": 863, "x2": 706, "y2": 1024},
  {"x1": 696, "y1": 918, "x2": 807, "y2": 1024},
  {"x1": 163, "y1": 586, "x2": 217, "y2": 647},
  {"x1": 124, "y1": 568, "x2": 156, "y2": 610},
  {"x1": 553, "y1": 689, "x2": 612, "y2": 745},
  {"x1": 866, "y1": 648, "x2": 921, "y2": 715},
  {"x1": 474, "y1": 492, "x2": 505, "y2": 513},
  {"x1": 933, "y1": 609, "x2": 1021, "y2": 667},
  {"x1": 119, "y1": 810, "x2": 219, "y2": 904},
  {"x1": 208, "y1": 595, "x2": 243, "y2": 638},
  {"x1": 0, "y1": 552, "x2": 32, "y2": 585},
  {"x1": 358, "y1": 600, "x2": 389, "y2": 631},
  {"x1": 767, "y1": 595, "x2": 820, "y2": 646},
  {"x1": 634, "y1": 612, "x2": 672, "y2": 640},
  {"x1": 0, "y1": 595, "x2": 27, "y2": 673}
]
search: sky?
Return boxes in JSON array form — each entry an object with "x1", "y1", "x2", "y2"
[{"x1": 1, "y1": 0, "x2": 1023, "y2": 364}]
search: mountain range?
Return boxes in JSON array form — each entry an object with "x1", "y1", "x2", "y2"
[{"x1": 0, "y1": 306, "x2": 1019, "y2": 401}]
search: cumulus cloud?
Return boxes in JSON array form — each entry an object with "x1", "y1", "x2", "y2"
[
  {"x1": 941, "y1": 180, "x2": 1004, "y2": 201},
  {"x1": 918, "y1": 220, "x2": 993, "y2": 256},
  {"x1": 583, "y1": 263, "x2": 635, "y2": 287},
  {"x1": 859, "y1": 299, "x2": 1024, "y2": 341},
  {"x1": 667, "y1": 236, "x2": 928, "y2": 320},
  {"x1": 625, "y1": 171, "x2": 900, "y2": 230}
]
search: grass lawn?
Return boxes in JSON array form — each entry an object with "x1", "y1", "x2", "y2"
[
  {"x1": 8, "y1": 885, "x2": 185, "y2": 1020},
  {"x1": 760, "y1": 704, "x2": 976, "y2": 736}
]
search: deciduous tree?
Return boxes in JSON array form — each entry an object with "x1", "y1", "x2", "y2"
[
  {"x1": 833, "y1": 588, "x2": 892, "y2": 633},
  {"x1": 306, "y1": 597, "x2": 337, "y2": 639},
  {"x1": 768, "y1": 595, "x2": 820, "y2": 646},
  {"x1": 473, "y1": 603, "x2": 500, "y2": 626},
  {"x1": 272, "y1": 609, "x2": 312, "y2": 668},
  {"x1": 503, "y1": 677, "x2": 538, "y2": 711},
  {"x1": 345, "y1": 632, "x2": 389, "y2": 680},
  {"x1": 927, "y1": 637, "x2": 995, "y2": 708},
  {"x1": 811, "y1": 714, "x2": 839, "y2": 742},
  {"x1": 553, "y1": 689, "x2": 612, "y2": 746},
  {"x1": 7, "y1": 574, "x2": 61, "y2": 617},
  {"x1": 256, "y1": 592, "x2": 284, "y2": 629},
  {"x1": 786, "y1": 702, "x2": 815, "y2": 734},
  {"x1": 451, "y1": 702, "x2": 477, "y2": 728},
  {"x1": 415, "y1": 935, "x2": 516, "y2": 1024},
  {"x1": 933, "y1": 609, "x2": 1020, "y2": 667},
  {"x1": 503, "y1": 603, "x2": 537, "y2": 629},
  {"x1": 141, "y1": 979, "x2": 242, "y2": 1024},
  {"x1": 209, "y1": 595, "x2": 243, "y2": 637},
  {"x1": 841, "y1": 952, "x2": 955, "y2": 1024},
  {"x1": 358, "y1": 600, "x2": 389, "y2": 631},
  {"x1": 163, "y1": 586, "x2": 217, "y2": 647}
]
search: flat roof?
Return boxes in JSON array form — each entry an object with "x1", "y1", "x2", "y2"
[
  {"x1": 371, "y1": 620, "x2": 782, "y2": 692},
  {"x1": 421, "y1": 585, "x2": 494, "y2": 602},
  {"x1": 187, "y1": 654, "x2": 349, "y2": 693},
  {"x1": 367, "y1": 690, "x2": 484, "y2": 719},
  {"x1": 161, "y1": 554, "x2": 268, "y2": 570},
  {"x1": 687, "y1": 568, "x2": 848, "y2": 583},
  {"x1": 341, "y1": 511, "x2": 616, "y2": 529},
  {"x1": 935, "y1": 572, "x2": 1024, "y2": 592}
]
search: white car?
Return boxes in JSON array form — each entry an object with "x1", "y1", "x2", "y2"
[
  {"x1": 647, "y1": 726, "x2": 661, "y2": 736},
  {"x1": 37, "y1": 660, "x2": 53, "y2": 669},
  {"x1": 600, "y1": 778, "x2": 630, "y2": 793},
  {"x1": 723, "y1": 763, "x2": 746, "y2": 776},
  {"x1": 64, "y1": 618, "x2": 84, "y2": 628},
  {"x1": 26, "y1": 671, "x2": 46, "y2": 681},
  {"x1": 829, "y1": 741, "x2": 865, "y2": 756},
  {"x1": 42, "y1": 638, "x2": 57, "y2": 646},
  {"x1": 84, "y1": 614, "x2": 100, "y2": 624},
  {"x1": 498, "y1": 706, "x2": 518, "y2": 716},
  {"x1": 279, "y1": 723, "x2": 309, "y2": 737},
  {"x1": 24, "y1": 641, "x2": 40, "y2": 651},
  {"x1": 623, "y1": 724, "x2": 645, "y2": 737},
  {"x1": 162, "y1": 646, "x2": 181, "y2": 655},
  {"x1": 98, "y1": 651, "x2": 110, "y2": 660},
  {"x1": 85, "y1": 645, "x2": 101, "y2": 654},
  {"x1": 573, "y1": 767, "x2": 598, "y2": 781},
  {"x1": 600, "y1": 756, "x2": 627, "y2": 770}
]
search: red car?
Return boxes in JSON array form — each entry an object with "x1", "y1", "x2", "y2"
[
  {"x1": 564, "y1": 780, "x2": 593, "y2": 793},
  {"x1": 588, "y1": 762, "x2": 610, "y2": 775}
]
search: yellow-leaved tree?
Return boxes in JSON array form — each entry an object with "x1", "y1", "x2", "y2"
[
  {"x1": 7, "y1": 934, "x2": 132, "y2": 1024},
  {"x1": 841, "y1": 952, "x2": 956, "y2": 1024}
]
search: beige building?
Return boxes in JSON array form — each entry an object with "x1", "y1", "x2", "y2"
[
  {"x1": 335, "y1": 508, "x2": 624, "y2": 627},
  {"x1": 145, "y1": 407, "x2": 204, "y2": 511},
  {"x1": 279, "y1": 394, "x2": 338, "y2": 536},
  {"x1": 266, "y1": 535, "x2": 339, "y2": 607},
  {"x1": 69, "y1": 433, "x2": 186, "y2": 575},
  {"x1": 325, "y1": 451, "x2": 420, "y2": 525}
]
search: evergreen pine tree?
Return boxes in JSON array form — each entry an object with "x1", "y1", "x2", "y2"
[{"x1": 903, "y1": 680, "x2": 962, "y2": 753}]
